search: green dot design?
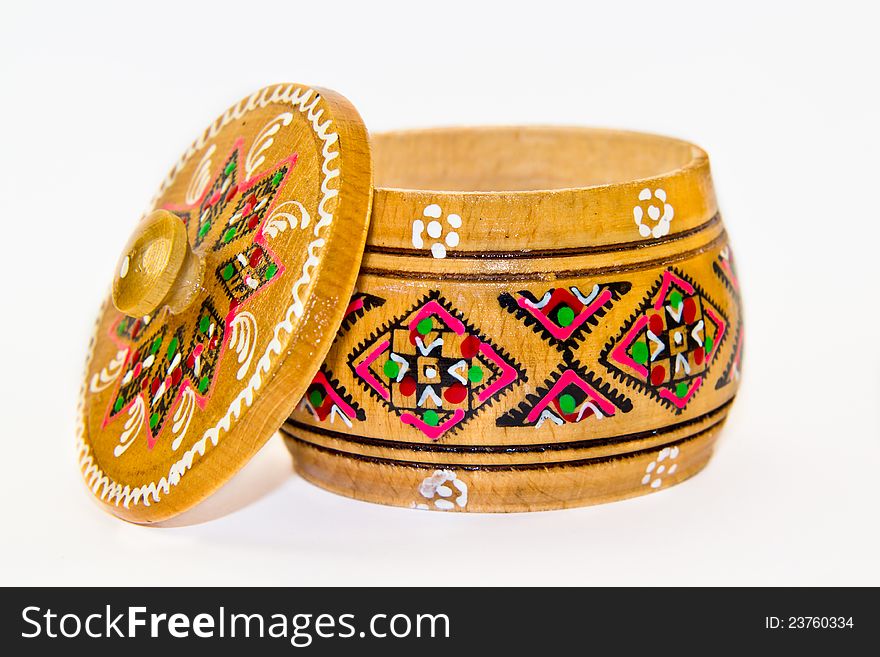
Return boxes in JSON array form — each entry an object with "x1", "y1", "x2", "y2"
[
  {"x1": 383, "y1": 359, "x2": 400, "y2": 379},
  {"x1": 632, "y1": 341, "x2": 649, "y2": 365},
  {"x1": 669, "y1": 290, "x2": 683, "y2": 308},
  {"x1": 558, "y1": 393, "x2": 577, "y2": 414},
  {"x1": 308, "y1": 390, "x2": 324, "y2": 408},
  {"x1": 222, "y1": 226, "x2": 237, "y2": 243},
  {"x1": 416, "y1": 318, "x2": 433, "y2": 335},
  {"x1": 271, "y1": 170, "x2": 284, "y2": 185},
  {"x1": 198, "y1": 221, "x2": 212, "y2": 238},
  {"x1": 675, "y1": 382, "x2": 689, "y2": 398},
  {"x1": 467, "y1": 365, "x2": 483, "y2": 383},
  {"x1": 556, "y1": 305, "x2": 575, "y2": 327},
  {"x1": 264, "y1": 263, "x2": 278, "y2": 280},
  {"x1": 114, "y1": 397, "x2": 124, "y2": 413},
  {"x1": 224, "y1": 160, "x2": 236, "y2": 176},
  {"x1": 198, "y1": 376, "x2": 210, "y2": 394},
  {"x1": 149, "y1": 413, "x2": 159, "y2": 429},
  {"x1": 166, "y1": 337, "x2": 179, "y2": 360},
  {"x1": 149, "y1": 336, "x2": 162, "y2": 355},
  {"x1": 704, "y1": 335, "x2": 714, "y2": 354},
  {"x1": 423, "y1": 409, "x2": 439, "y2": 426},
  {"x1": 220, "y1": 264, "x2": 235, "y2": 281},
  {"x1": 199, "y1": 315, "x2": 211, "y2": 333}
]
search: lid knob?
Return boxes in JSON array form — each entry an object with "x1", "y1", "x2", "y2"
[{"x1": 111, "y1": 210, "x2": 204, "y2": 317}]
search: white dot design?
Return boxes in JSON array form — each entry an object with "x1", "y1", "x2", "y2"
[
  {"x1": 411, "y1": 204, "x2": 462, "y2": 258},
  {"x1": 414, "y1": 469, "x2": 468, "y2": 511},
  {"x1": 633, "y1": 187, "x2": 674, "y2": 239},
  {"x1": 641, "y1": 446, "x2": 680, "y2": 489}
]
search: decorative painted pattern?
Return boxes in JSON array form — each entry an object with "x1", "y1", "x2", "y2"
[
  {"x1": 713, "y1": 245, "x2": 740, "y2": 295},
  {"x1": 348, "y1": 291, "x2": 525, "y2": 440},
  {"x1": 414, "y1": 469, "x2": 468, "y2": 510},
  {"x1": 78, "y1": 84, "x2": 346, "y2": 510},
  {"x1": 633, "y1": 187, "x2": 674, "y2": 238},
  {"x1": 641, "y1": 445, "x2": 680, "y2": 489},
  {"x1": 88, "y1": 349, "x2": 127, "y2": 393},
  {"x1": 411, "y1": 204, "x2": 462, "y2": 259},
  {"x1": 600, "y1": 269, "x2": 728, "y2": 413},
  {"x1": 713, "y1": 246, "x2": 744, "y2": 389},
  {"x1": 107, "y1": 298, "x2": 224, "y2": 447},
  {"x1": 337, "y1": 292, "x2": 386, "y2": 336},
  {"x1": 103, "y1": 140, "x2": 295, "y2": 454},
  {"x1": 498, "y1": 282, "x2": 630, "y2": 352},
  {"x1": 497, "y1": 356, "x2": 632, "y2": 428},
  {"x1": 299, "y1": 367, "x2": 365, "y2": 428}
]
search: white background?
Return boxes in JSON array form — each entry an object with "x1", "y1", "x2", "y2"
[{"x1": 1, "y1": 0, "x2": 878, "y2": 586}]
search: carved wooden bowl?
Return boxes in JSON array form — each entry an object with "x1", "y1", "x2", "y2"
[{"x1": 280, "y1": 127, "x2": 743, "y2": 512}]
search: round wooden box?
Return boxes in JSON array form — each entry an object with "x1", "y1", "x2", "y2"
[
  {"x1": 281, "y1": 127, "x2": 743, "y2": 512},
  {"x1": 78, "y1": 84, "x2": 742, "y2": 523}
]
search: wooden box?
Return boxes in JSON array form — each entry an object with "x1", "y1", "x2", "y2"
[
  {"x1": 282, "y1": 127, "x2": 743, "y2": 512},
  {"x1": 79, "y1": 85, "x2": 742, "y2": 522}
]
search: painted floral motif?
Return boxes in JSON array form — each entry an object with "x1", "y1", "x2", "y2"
[
  {"x1": 414, "y1": 469, "x2": 468, "y2": 510},
  {"x1": 641, "y1": 445, "x2": 680, "y2": 489},
  {"x1": 349, "y1": 291, "x2": 525, "y2": 440},
  {"x1": 633, "y1": 187, "x2": 674, "y2": 238},
  {"x1": 498, "y1": 282, "x2": 630, "y2": 352},
  {"x1": 103, "y1": 141, "x2": 296, "y2": 454},
  {"x1": 600, "y1": 269, "x2": 727, "y2": 413},
  {"x1": 497, "y1": 357, "x2": 631, "y2": 428},
  {"x1": 108, "y1": 299, "x2": 225, "y2": 449},
  {"x1": 411, "y1": 204, "x2": 462, "y2": 259}
]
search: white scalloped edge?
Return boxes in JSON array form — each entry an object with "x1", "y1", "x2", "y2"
[{"x1": 76, "y1": 84, "x2": 340, "y2": 511}]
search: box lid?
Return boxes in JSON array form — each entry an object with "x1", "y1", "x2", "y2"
[{"x1": 77, "y1": 84, "x2": 372, "y2": 523}]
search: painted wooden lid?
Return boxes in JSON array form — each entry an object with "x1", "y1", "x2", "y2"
[{"x1": 78, "y1": 84, "x2": 373, "y2": 523}]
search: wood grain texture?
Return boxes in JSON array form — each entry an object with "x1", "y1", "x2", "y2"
[
  {"x1": 284, "y1": 422, "x2": 722, "y2": 513},
  {"x1": 285, "y1": 127, "x2": 743, "y2": 512},
  {"x1": 78, "y1": 84, "x2": 373, "y2": 523},
  {"x1": 283, "y1": 400, "x2": 730, "y2": 466}
]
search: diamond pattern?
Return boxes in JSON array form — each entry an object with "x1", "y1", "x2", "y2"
[
  {"x1": 600, "y1": 269, "x2": 727, "y2": 413},
  {"x1": 348, "y1": 291, "x2": 526, "y2": 440}
]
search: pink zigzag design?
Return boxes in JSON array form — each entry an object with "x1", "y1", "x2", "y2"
[
  {"x1": 311, "y1": 371, "x2": 359, "y2": 420},
  {"x1": 517, "y1": 288, "x2": 612, "y2": 341},
  {"x1": 610, "y1": 315, "x2": 649, "y2": 378},
  {"x1": 354, "y1": 339, "x2": 391, "y2": 401},
  {"x1": 653, "y1": 271, "x2": 695, "y2": 310},
  {"x1": 525, "y1": 369, "x2": 618, "y2": 423},
  {"x1": 658, "y1": 376, "x2": 703, "y2": 409},
  {"x1": 401, "y1": 409, "x2": 467, "y2": 441},
  {"x1": 408, "y1": 301, "x2": 465, "y2": 335},
  {"x1": 476, "y1": 343, "x2": 520, "y2": 404}
]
